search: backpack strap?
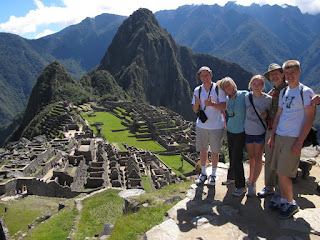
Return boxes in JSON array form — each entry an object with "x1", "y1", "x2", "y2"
[
  {"x1": 282, "y1": 85, "x2": 304, "y2": 105},
  {"x1": 198, "y1": 84, "x2": 213, "y2": 111}
]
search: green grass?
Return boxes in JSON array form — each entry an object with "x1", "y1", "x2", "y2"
[
  {"x1": 2, "y1": 196, "x2": 72, "y2": 238},
  {"x1": 22, "y1": 205, "x2": 78, "y2": 240},
  {"x1": 82, "y1": 111, "x2": 165, "y2": 152},
  {"x1": 157, "y1": 154, "x2": 194, "y2": 178},
  {"x1": 109, "y1": 181, "x2": 191, "y2": 240},
  {"x1": 72, "y1": 189, "x2": 124, "y2": 240},
  {"x1": 109, "y1": 205, "x2": 171, "y2": 240}
]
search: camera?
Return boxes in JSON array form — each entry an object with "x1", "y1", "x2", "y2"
[{"x1": 197, "y1": 110, "x2": 208, "y2": 123}]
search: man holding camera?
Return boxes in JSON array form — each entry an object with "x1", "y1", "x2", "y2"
[{"x1": 192, "y1": 66, "x2": 226, "y2": 186}]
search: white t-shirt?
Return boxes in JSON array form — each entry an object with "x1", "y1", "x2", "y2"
[
  {"x1": 192, "y1": 82, "x2": 226, "y2": 130},
  {"x1": 276, "y1": 83, "x2": 314, "y2": 137}
]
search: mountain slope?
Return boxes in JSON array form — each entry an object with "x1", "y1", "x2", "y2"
[
  {"x1": 155, "y1": 3, "x2": 320, "y2": 89},
  {"x1": 29, "y1": 13, "x2": 126, "y2": 79},
  {"x1": 7, "y1": 61, "x2": 89, "y2": 143},
  {"x1": 0, "y1": 14, "x2": 125, "y2": 126},
  {"x1": 96, "y1": 8, "x2": 252, "y2": 120},
  {"x1": 0, "y1": 33, "x2": 47, "y2": 124}
]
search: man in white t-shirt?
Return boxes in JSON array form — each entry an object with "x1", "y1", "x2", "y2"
[
  {"x1": 192, "y1": 66, "x2": 226, "y2": 186},
  {"x1": 267, "y1": 60, "x2": 315, "y2": 219}
]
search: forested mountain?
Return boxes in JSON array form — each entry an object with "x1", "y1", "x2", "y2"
[
  {"x1": 7, "y1": 61, "x2": 89, "y2": 143},
  {"x1": 0, "y1": 14, "x2": 125, "y2": 126},
  {"x1": 84, "y1": 8, "x2": 252, "y2": 121},
  {"x1": 155, "y1": 2, "x2": 320, "y2": 83}
]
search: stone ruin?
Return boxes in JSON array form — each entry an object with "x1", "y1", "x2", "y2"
[{"x1": 0, "y1": 101, "x2": 198, "y2": 199}]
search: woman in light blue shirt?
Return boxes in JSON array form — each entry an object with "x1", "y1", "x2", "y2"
[{"x1": 217, "y1": 77, "x2": 247, "y2": 197}]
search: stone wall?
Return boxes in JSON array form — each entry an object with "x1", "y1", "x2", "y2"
[
  {"x1": 35, "y1": 151, "x2": 63, "y2": 178},
  {"x1": 22, "y1": 149, "x2": 54, "y2": 175},
  {"x1": 71, "y1": 159, "x2": 88, "y2": 192},
  {"x1": 16, "y1": 178, "x2": 80, "y2": 198}
]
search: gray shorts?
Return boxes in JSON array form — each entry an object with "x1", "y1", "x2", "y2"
[
  {"x1": 196, "y1": 127, "x2": 223, "y2": 153},
  {"x1": 270, "y1": 134, "x2": 300, "y2": 178}
]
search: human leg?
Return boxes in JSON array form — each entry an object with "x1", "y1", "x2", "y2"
[
  {"x1": 232, "y1": 132, "x2": 246, "y2": 189},
  {"x1": 195, "y1": 127, "x2": 209, "y2": 184},
  {"x1": 278, "y1": 173, "x2": 293, "y2": 202},
  {"x1": 251, "y1": 142, "x2": 264, "y2": 186},
  {"x1": 208, "y1": 128, "x2": 223, "y2": 186},
  {"x1": 246, "y1": 143, "x2": 255, "y2": 183},
  {"x1": 269, "y1": 135, "x2": 300, "y2": 218},
  {"x1": 258, "y1": 130, "x2": 277, "y2": 197},
  {"x1": 226, "y1": 131, "x2": 235, "y2": 181}
]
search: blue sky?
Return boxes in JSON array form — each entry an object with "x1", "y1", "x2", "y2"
[{"x1": 1, "y1": 0, "x2": 320, "y2": 39}]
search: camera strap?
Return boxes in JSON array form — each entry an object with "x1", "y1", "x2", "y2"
[{"x1": 199, "y1": 83, "x2": 214, "y2": 111}]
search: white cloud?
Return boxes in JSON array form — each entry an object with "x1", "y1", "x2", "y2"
[
  {"x1": 0, "y1": 0, "x2": 319, "y2": 39},
  {"x1": 35, "y1": 29, "x2": 57, "y2": 39}
]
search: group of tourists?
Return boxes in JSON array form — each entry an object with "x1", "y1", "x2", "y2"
[{"x1": 192, "y1": 60, "x2": 317, "y2": 219}]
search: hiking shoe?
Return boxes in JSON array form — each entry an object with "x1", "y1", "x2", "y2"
[
  {"x1": 233, "y1": 187, "x2": 246, "y2": 197},
  {"x1": 257, "y1": 187, "x2": 274, "y2": 198},
  {"x1": 279, "y1": 203, "x2": 299, "y2": 219},
  {"x1": 245, "y1": 178, "x2": 251, "y2": 187},
  {"x1": 222, "y1": 179, "x2": 235, "y2": 185},
  {"x1": 208, "y1": 175, "x2": 216, "y2": 186},
  {"x1": 270, "y1": 193, "x2": 280, "y2": 204},
  {"x1": 268, "y1": 201, "x2": 284, "y2": 211},
  {"x1": 247, "y1": 184, "x2": 256, "y2": 197},
  {"x1": 195, "y1": 173, "x2": 207, "y2": 185}
]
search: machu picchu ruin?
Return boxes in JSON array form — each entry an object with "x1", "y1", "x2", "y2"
[{"x1": 0, "y1": 100, "x2": 200, "y2": 199}]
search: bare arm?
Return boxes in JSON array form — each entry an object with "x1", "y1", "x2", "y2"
[
  {"x1": 204, "y1": 96, "x2": 226, "y2": 111},
  {"x1": 193, "y1": 94, "x2": 201, "y2": 113},
  {"x1": 292, "y1": 105, "x2": 316, "y2": 154},
  {"x1": 212, "y1": 102, "x2": 226, "y2": 111},
  {"x1": 310, "y1": 94, "x2": 320, "y2": 105}
]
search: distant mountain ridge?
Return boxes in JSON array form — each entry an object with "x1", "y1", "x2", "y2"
[
  {"x1": 6, "y1": 8, "x2": 252, "y2": 144},
  {"x1": 1, "y1": 2, "x2": 320, "y2": 135},
  {"x1": 155, "y1": 2, "x2": 320, "y2": 88}
]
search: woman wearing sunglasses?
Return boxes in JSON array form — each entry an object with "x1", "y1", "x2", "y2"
[{"x1": 217, "y1": 77, "x2": 248, "y2": 197}]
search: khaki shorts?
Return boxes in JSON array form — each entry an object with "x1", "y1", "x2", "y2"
[
  {"x1": 270, "y1": 134, "x2": 300, "y2": 178},
  {"x1": 196, "y1": 127, "x2": 223, "y2": 153}
]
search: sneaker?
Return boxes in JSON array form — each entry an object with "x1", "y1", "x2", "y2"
[
  {"x1": 279, "y1": 202, "x2": 299, "y2": 219},
  {"x1": 233, "y1": 187, "x2": 246, "y2": 197},
  {"x1": 247, "y1": 184, "x2": 256, "y2": 197},
  {"x1": 208, "y1": 175, "x2": 216, "y2": 186},
  {"x1": 222, "y1": 179, "x2": 235, "y2": 185},
  {"x1": 270, "y1": 193, "x2": 280, "y2": 204},
  {"x1": 257, "y1": 187, "x2": 274, "y2": 198},
  {"x1": 245, "y1": 178, "x2": 251, "y2": 187},
  {"x1": 195, "y1": 173, "x2": 207, "y2": 185},
  {"x1": 268, "y1": 201, "x2": 284, "y2": 211}
]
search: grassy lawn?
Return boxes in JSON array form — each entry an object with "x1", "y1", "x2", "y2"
[
  {"x1": 2, "y1": 196, "x2": 73, "y2": 239},
  {"x1": 72, "y1": 189, "x2": 124, "y2": 240},
  {"x1": 109, "y1": 181, "x2": 191, "y2": 240},
  {"x1": 22, "y1": 206, "x2": 78, "y2": 240},
  {"x1": 157, "y1": 154, "x2": 195, "y2": 178},
  {"x1": 82, "y1": 111, "x2": 165, "y2": 152}
]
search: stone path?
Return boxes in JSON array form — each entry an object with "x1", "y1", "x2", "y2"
[{"x1": 143, "y1": 147, "x2": 320, "y2": 240}]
